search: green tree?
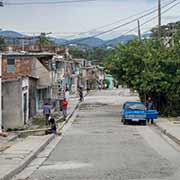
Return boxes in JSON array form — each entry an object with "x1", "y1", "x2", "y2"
[
  {"x1": 36, "y1": 33, "x2": 54, "y2": 50},
  {"x1": 103, "y1": 38, "x2": 180, "y2": 116},
  {"x1": 0, "y1": 37, "x2": 6, "y2": 51}
]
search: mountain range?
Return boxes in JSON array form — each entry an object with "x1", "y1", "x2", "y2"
[{"x1": 0, "y1": 30, "x2": 150, "y2": 48}]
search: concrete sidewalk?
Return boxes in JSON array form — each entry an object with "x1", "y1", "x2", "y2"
[
  {"x1": 0, "y1": 133, "x2": 19, "y2": 152},
  {"x1": 0, "y1": 95, "x2": 80, "y2": 150},
  {"x1": 0, "y1": 135, "x2": 54, "y2": 180},
  {"x1": 155, "y1": 118, "x2": 180, "y2": 146},
  {"x1": 0, "y1": 94, "x2": 83, "y2": 180}
]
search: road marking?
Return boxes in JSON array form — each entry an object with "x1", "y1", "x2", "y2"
[{"x1": 41, "y1": 161, "x2": 92, "y2": 170}]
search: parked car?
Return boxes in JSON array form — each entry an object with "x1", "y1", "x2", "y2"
[{"x1": 121, "y1": 101, "x2": 158, "y2": 125}]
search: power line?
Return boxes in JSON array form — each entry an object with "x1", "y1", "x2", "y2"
[
  {"x1": 6, "y1": 0, "x2": 174, "y2": 39},
  {"x1": 18, "y1": 0, "x2": 172, "y2": 38},
  {"x1": 103, "y1": 0, "x2": 180, "y2": 46},
  {"x1": 62, "y1": 0, "x2": 175, "y2": 39},
  {"x1": 65, "y1": 0, "x2": 179, "y2": 45},
  {"x1": 5, "y1": 0, "x2": 96, "y2": 6}
]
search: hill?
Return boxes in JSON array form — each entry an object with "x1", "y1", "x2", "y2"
[
  {"x1": 0, "y1": 30, "x2": 27, "y2": 38},
  {"x1": 0, "y1": 30, "x2": 141, "y2": 47}
]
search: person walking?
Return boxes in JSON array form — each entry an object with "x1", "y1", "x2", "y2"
[
  {"x1": 146, "y1": 97, "x2": 155, "y2": 124},
  {"x1": 43, "y1": 103, "x2": 51, "y2": 126},
  {"x1": 61, "y1": 98, "x2": 68, "y2": 119},
  {"x1": 65, "y1": 87, "x2": 70, "y2": 102},
  {"x1": 78, "y1": 86, "x2": 84, "y2": 102}
]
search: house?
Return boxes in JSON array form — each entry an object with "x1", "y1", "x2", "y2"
[
  {"x1": 2, "y1": 52, "x2": 54, "y2": 129},
  {"x1": 2, "y1": 77, "x2": 31, "y2": 129},
  {"x1": 105, "y1": 74, "x2": 114, "y2": 89},
  {"x1": 95, "y1": 65, "x2": 105, "y2": 88}
]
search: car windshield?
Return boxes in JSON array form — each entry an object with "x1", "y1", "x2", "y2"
[{"x1": 125, "y1": 103, "x2": 145, "y2": 110}]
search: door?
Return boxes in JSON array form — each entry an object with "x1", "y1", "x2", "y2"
[
  {"x1": 146, "y1": 110, "x2": 158, "y2": 119},
  {"x1": 23, "y1": 93, "x2": 27, "y2": 124}
]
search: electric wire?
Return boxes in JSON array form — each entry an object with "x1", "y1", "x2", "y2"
[
  {"x1": 5, "y1": 0, "x2": 96, "y2": 6},
  {"x1": 103, "y1": 0, "x2": 180, "y2": 46},
  {"x1": 8, "y1": 0, "x2": 172, "y2": 37},
  {"x1": 64, "y1": 0, "x2": 179, "y2": 45}
]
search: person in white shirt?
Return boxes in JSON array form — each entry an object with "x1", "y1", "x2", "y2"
[{"x1": 65, "y1": 87, "x2": 70, "y2": 102}]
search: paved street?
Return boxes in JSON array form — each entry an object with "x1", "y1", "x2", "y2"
[{"x1": 28, "y1": 89, "x2": 180, "y2": 180}]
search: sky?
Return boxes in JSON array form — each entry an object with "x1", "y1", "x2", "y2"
[{"x1": 0, "y1": 0, "x2": 180, "y2": 39}]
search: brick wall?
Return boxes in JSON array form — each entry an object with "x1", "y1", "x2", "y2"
[{"x1": 2, "y1": 57, "x2": 34, "y2": 80}]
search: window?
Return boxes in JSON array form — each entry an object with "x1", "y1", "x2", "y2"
[{"x1": 7, "y1": 57, "x2": 16, "y2": 73}]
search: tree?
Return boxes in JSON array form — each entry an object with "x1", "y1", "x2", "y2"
[
  {"x1": 36, "y1": 33, "x2": 54, "y2": 50},
  {"x1": 0, "y1": 37, "x2": 6, "y2": 51},
  {"x1": 103, "y1": 38, "x2": 180, "y2": 116}
]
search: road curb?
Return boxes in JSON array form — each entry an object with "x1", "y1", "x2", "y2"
[
  {"x1": 5, "y1": 95, "x2": 86, "y2": 180},
  {"x1": 154, "y1": 122, "x2": 180, "y2": 146},
  {"x1": 8, "y1": 99, "x2": 81, "y2": 180},
  {"x1": 13, "y1": 100, "x2": 81, "y2": 180},
  {"x1": 1, "y1": 134, "x2": 54, "y2": 180}
]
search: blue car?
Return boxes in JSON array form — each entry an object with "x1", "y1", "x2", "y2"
[{"x1": 121, "y1": 101, "x2": 158, "y2": 125}]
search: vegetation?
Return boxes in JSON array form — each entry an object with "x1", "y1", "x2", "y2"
[
  {"x1": 0, "y1": 37, "x2": 6, "y2": 51},
  {"x1": 69, "y1": 47, "x2": 111, "y2": 63},
  {"x1": 103, "y1": 37, "x2": 180, "y2": 116},
  {"x1": 151, "y1": 21, "x2": 180, "y2": 39},
  {"x1": 36, "y1": 32, "x2": 54, "y2": 50}
]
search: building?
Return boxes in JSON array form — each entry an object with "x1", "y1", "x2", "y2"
[{"x1": 1, "y1": 52, "x2": 54, "y2": 129}]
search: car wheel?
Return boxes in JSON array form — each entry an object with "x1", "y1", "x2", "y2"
[
  {"x1": 143, "y1": 120, "x2": 147, "y2": 126},
  {"x1": 124, "y1": 119, "x2": 128, "y2": 125}
]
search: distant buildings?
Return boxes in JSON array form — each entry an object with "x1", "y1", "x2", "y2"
[{"x1": 1, "y1": 48, "x2": 106, "y2": 130}]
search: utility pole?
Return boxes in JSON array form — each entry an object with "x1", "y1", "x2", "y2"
[
  {"x1": 137, "y1": 19, "x2": 141, "y2": 41},
  {"x1": 0, "y1": 1, "x2": 3, "y2": 133},
  {"x1": 158, "y1": 0, "x2": 161, "y2": 38}
]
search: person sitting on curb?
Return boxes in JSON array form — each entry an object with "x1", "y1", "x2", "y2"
[
  {"x1": 49, "y1": 117, "x2": 57, "y2": 134},
  {"x1": 61, "y1": 98, "x2": 68, "y2": 120},
  {"x1": 45, "y1": 116, "x2": 57, "y2": 134}
]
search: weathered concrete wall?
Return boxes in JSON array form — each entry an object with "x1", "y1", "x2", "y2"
[
  {"x1": 36, "y1": 60, "x2": 51, "y2": 87},
  {"x1": 2, "y1": 79, "x2": 22, "y2": 129},
  {"x1": 2, "y1": 57, "x2": 35, "y2": 80},
  {"x1": 29, "y1": 78, "x2": 37, "y2": 118}
]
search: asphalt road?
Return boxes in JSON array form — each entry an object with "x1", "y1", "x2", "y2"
[{"x1": 28, "y1": 89, "x2": 180, "y2": 180}]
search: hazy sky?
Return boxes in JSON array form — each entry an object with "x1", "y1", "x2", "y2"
[{"x1": 0, "y1": 0, "x2": 180, "y2": 39}]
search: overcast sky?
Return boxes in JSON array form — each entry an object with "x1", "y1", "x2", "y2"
[{"x1": 0, "y1": 0, "x2": 180, "y2": 39}]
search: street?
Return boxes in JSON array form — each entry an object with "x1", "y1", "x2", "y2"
[{"x1": 27, "y1": 89, "x2": 180, "y2": 180}]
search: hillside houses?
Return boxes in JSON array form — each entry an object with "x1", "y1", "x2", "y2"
[{"x1": 1, "y1": 49, "x2": 105, "y2": 130}]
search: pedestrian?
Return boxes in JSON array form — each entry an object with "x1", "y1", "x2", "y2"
[
  {"x1": 146, "y1": 97, "x2": 155, "y2": 124},
  {"x1": 49, "y1": 117, "x2": 57, "y2": 134},
  {"x1": 78, "y1": 86, "x2": 84, "y2": 102},
  {"x1": 98, "y1": 83, "x2": 102, "y2": 91},
  {"x1": 65, "y1": 87, "x2": 70, "y2": 102},
  {"x1": 58, "y1": 85, "x2": 65, "y2": 112},
  {"x1": 43, "y1": 103, "x2": 51, "y2": 126},
  {"x1": 61, "y1": 98, "x2": 68, "y2": 119}
]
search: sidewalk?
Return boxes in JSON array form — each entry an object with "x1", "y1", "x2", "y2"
[
  {"x1": 0, "y1": 133, "x2": 18, "y2": 152},
  {"x1": 0, "y1": 94, "x2": 82, "y2": 180},
  {"x1": 0, "y1": 135, "x2": 54, "y2": 180},
  {"x1": 155, "y1": 118, "x2": 180, "y2": 146}
]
